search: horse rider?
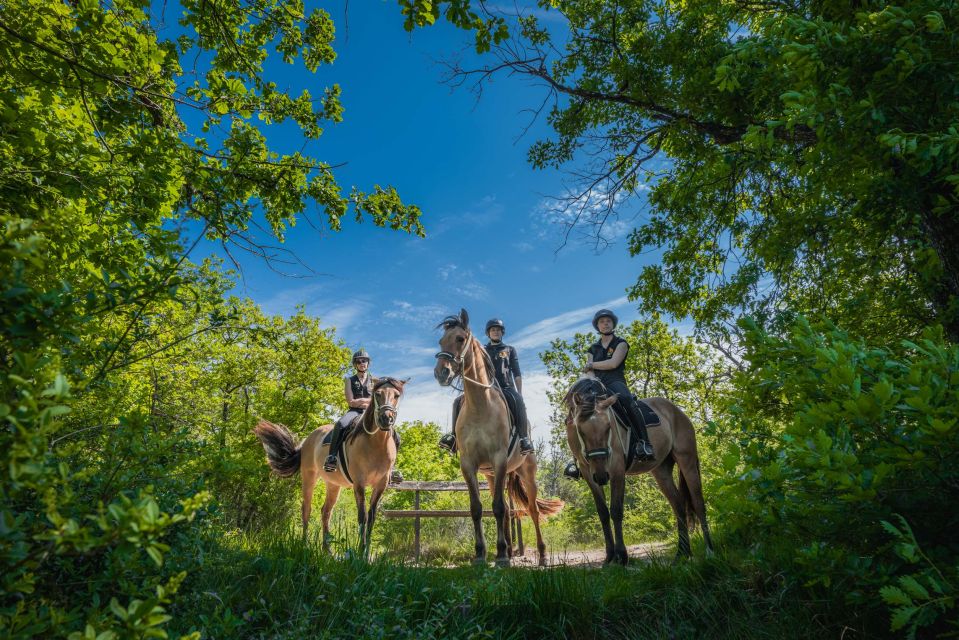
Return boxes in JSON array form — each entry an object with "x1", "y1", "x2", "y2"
[
  {"x1": 438, "y1": 318, "x2": 535, "y2": 456},
  {"x1": 564, "y1": 309, "x2": 655, "y2": 480},
  {"x1": 324, "y1": 349, "x2": 402, "y2": 479}
]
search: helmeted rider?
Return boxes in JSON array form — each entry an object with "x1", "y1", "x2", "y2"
[
  {"x1": 324, "y1": 349, "x2": 402, "y2": 476},
  {"x1": 564, "y1": 309, "x2": 655, "y2": 480},
  {"x1": 438, "y1": 318, "x2": 535, "y2": 456}
]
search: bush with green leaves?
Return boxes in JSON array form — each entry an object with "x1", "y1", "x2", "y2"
[{"x1": 713, "y1": 316, "x2": 958, "y2": 633}]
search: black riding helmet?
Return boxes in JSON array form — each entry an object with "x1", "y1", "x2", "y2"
[
  {"x1": 352, "y1": 348, "x2": 371, "y2": 364},
  {"x1": 485, "y1": 318, "x2": 506, "y2": 335},
  {"x1": 591, "y1": 309, "x2": 618, "y2": 334}
]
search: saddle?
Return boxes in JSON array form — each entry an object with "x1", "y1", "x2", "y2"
[
  {"x1": 321, "y1": 415, "x2": 363, "y2": 483},
  {"x1": 449, "y1": 385, "x2": 520, "y2": 455},
  {"x1": 569, "y1": 378, "x2": 661, "y2": 468}
]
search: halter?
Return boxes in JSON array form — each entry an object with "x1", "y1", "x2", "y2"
[{"x1": 435, "y1": 329, "x2": 495, "y2": 389}]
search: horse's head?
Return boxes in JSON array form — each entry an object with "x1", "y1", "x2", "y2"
[
  {"x1": 434, "y1": 308, "x2": 471, "y2": 387},
  {"x1": 566, "y1": 378, "x2": 620, "y2": 486},
  {"x1": 371, "y1": 377, "x2": 407, "y2": 431}
]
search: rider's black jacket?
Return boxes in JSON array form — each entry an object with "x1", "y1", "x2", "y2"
[{"x1": 484, "y1": 342, "x2": 521, "y2": 390}]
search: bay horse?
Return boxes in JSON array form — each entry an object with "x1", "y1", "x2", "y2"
[
  {"x1": 434, "y1": 309, "x2": 563, "y2": 567},
  {"x1": 565, "y1": 377, "x2": 714, "y2": 564},
  {"x1": 253, "y1": 377, "x2": 407, "y2": 556}
]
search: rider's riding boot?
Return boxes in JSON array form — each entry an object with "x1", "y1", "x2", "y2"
[
  {"x1": 563, "y1": 460, "x2": 581, "y2": 480},
  {"x1": 324, "y1": 423, "x2": 344, "y2": 472},
  {"x1": 511, "y1": 391, "x2": 534, "y2": 455},
  {"x1": 438, "y1": 432, "x2": 456, "y2": 453},
  {"x1": 626, "y1": 398, "x2": 655, "y2": 461},
  {"x1": 519, "y1": 437, "x2": 534, "y2": 455},
  {"x1": 323, "y1": 454, "x2": 338, "y2": 472},
  {"x1": 390, "y1": 468, "x2": 404, "y2": 483}
]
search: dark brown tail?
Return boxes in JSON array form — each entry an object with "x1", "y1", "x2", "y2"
[
  {"x1": 507, "y1": 472, "x2": 564, "y2": 521},
  {"x1": 678, "y1": 465, "x2": 698, "y2": 533},
  {"x1": 253, "y1": 419, "x2": 302, "y2": 478}
]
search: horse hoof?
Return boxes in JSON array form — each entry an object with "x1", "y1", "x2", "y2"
[
  {"x1": 495, "y1": 557, "x2": 511, "y2": 568},
  {"x1": 538, "y1": 557, "x2": 547, "y2": 568},
  {"x1": 472, "y1": 557, "x2": 487, "y2": 567}
]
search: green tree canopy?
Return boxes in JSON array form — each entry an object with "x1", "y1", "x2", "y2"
[{"x1": 405, "y1": 0, "x2": 959, "y2": 342}]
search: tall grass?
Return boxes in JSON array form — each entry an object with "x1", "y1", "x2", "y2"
[{"x1": 168, "y1": 524, "x2": 871, "y2": 639}]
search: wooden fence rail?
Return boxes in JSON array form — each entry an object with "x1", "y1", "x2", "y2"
[{"x1": 382, "y1": 481, "x2": 524, "y2": 562}]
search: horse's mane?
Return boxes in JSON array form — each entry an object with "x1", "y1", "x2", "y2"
[
  {"x1": 435, "y1": 315, "x2": 496, "y2": 384},
  {"x1": 565, "y1": 377, "x2": 609, "y2": 423}
]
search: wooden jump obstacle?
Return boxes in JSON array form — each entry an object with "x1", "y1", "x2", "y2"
[{"x1": 382, "y1": 480, "x2": 526, "y2": 562}]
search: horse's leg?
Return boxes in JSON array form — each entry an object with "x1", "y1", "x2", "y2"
[
  {"x1": 675, "y1": 451, "x2": 714, "y2": 554},
  {"x1": 516, "y1": 457, "x2": 549, "y2": 566},
  {"x1": 353, "y1": 484, "x2": 367, "y2": 556},
  {"x1": 650, "y1": 461, "x2": 691, "y2": 560},
  {"x1": 462, "y1": 461, "x2": 486, "y2": 565},
  {"x1": 491, "y1": 457, "x2": 510, "y2": 567},
  {"x1": 320, "y1": 483, "x2": 341, "y2": 552},
  {"x1": 364, "y1": 477, "x2": 388, "y2": 560},
  {"x1": 583, "y1": 476, "x2": 614, "y2": 564},
  {"x1": 487, "y1": 472, "x2": 512, "y2": 557},
  {"x1": 609, "y1": 471, "x2": 628, "y2": 565},
  {"x1": 301, "y1": 467, "x2": 319, "y2": 541}
]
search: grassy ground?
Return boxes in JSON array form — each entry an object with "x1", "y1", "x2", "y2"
[{"x1": 167, "y1": 525, "x2": 873, "y2": 640}]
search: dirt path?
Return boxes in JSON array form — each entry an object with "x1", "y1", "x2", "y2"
[{"x1": 509, "y1": 541, "x2": 671, "y2": 568}]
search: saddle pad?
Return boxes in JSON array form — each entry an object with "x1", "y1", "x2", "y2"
[{"x1": 635, "y1": 398, "x2": 661, "y2": 427}]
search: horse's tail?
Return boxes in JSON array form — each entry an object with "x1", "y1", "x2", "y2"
[
  {"x1": 253, "y1": 419, "x2": 302, "y2": 478},
  {"x1": 507, "y1": 472, "x2": 564, "y2": 521},
  {"x1": 678, "y1": 460, "x2": 698, "y2": 533}
]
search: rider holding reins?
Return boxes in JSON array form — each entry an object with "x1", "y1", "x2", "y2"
[
  {"x1": 439, "y1": 318, "x2": 535, "y2": 456},
  {"x1": 564, "y1": 309, "x2": 655, "y2": 479},
  {"x1": 325, "y1": 349, "x2": 402, "y2": 478}
]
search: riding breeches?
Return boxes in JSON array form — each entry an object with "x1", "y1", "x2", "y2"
[
  {"x1": 451, "y1": 388, "x2": 529, "y2": 440},
  {"x1": 603, "y1": 380, "x2": 651, "y2": 443}
]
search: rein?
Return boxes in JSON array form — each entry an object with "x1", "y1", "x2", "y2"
[
  {"x1": 571, "y1": 395, "x2": 628, "y2": 465},
  {"x1": 435, "y1": 330, "x2": 495, "y2": 389}
]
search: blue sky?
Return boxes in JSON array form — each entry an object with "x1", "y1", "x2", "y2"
[{"x1": 187, "y1": 3, "x2": 664, "y2": 440}]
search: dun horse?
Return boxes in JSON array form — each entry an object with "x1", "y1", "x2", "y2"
[
  {"x1": 253, "y1": 377, "x2": 407, "y2": 555},
  {"x1": 565, "y1": 378, "x2": 714, "y2": 564},
  {"x1": 434, "y1": 309, "x2": 563, "y2": 567}
]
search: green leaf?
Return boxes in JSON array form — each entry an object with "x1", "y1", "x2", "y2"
[{"x1": 879, "y1": 585, "x2": 912, "y2": 606}]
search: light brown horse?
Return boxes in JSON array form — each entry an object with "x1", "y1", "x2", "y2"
[
  {"x1": 434, "y1": 309, "x2": 563, "y2": 567},
  {"x1": 253, "y1": 377, "x2": 407, "y2": 556},
  {"x1": 565, "y1": 377, "x2": 713, "y2": 564}
]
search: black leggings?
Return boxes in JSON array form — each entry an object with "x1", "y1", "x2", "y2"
[
  {"x1": 452, "y1": 388, "x2": 529, "y2": 439},
  {"x1": 603, "y1": 380, "x2": 650, "y2": 444},
  {"x1": 329, "y1": 409, "x2": 400, "y2": 455}
]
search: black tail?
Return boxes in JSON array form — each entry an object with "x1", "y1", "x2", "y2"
[
  {"x1": 253, "y1": 419, "x2": 302, "y2": 478},
  {"x1": 507, "y1": 472, "x2": 564, "y2": 521}
]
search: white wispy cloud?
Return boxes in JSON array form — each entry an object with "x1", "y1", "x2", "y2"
[
  {"x1": 382, "y1": 300, "x2": 449, "y2": 327},
  {"x1": 534, "y1": 186, "x2": 647, "y2": 246},
  {"x1": 509, "y1": 296, "x2": 630, "y2": 351}
]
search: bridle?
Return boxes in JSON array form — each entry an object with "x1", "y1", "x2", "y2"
[
  {"x1": 570, "y1": 385, "x2": 628, "y2": 467},
  {"x1": 362, "y1": 379, "x2": 402, "y2": 435},
  {"x1": 435, "y1": 329, "x2": 494, "y2": 389}
]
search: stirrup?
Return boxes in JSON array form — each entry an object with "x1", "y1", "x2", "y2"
[
  {"x1": 519, "y1": 437, "x2": 534, "y2": 455},
  {"x1": 563, "y1": 461, "x2": 581, "y2": 480},
  {"x1": 323, "y1": 454, "x2": 338, "y2": 472},
  {"x1": 635, "y1": 440, "x2": 655, "y2": 461},
  {"x1": 438, "y1": 433, "x2": 456, "y2": 453}
]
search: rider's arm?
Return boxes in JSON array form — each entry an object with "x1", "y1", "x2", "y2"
[
  {"x1": 510, "y1": 347, "x2": 523, "y2": 395},
  {"x1": 584, "y1": 353, "x2": 596, "y2": 377},
  {"x1": 589, "y1": 343, "x2": 628, "y2": 370}
]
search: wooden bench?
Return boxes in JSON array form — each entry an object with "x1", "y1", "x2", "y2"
[{"x1": 382, "y1": 480, "x2": 526, "y2": 561}]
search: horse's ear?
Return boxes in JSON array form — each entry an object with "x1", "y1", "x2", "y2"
[
  {"x1": 597, "y1": 396, "x2": 618, "y2": 411},
  {"x1": 400, "y1": 377, "x2": 411, "y2": 385},
  {"x1": 460, "y1": 308, "x2": 469, "y2": 328}
]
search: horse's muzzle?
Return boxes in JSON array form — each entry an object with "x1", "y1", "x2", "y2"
[{"x1": 593, "y1": 471, "x2": 609, "y2": 486}]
